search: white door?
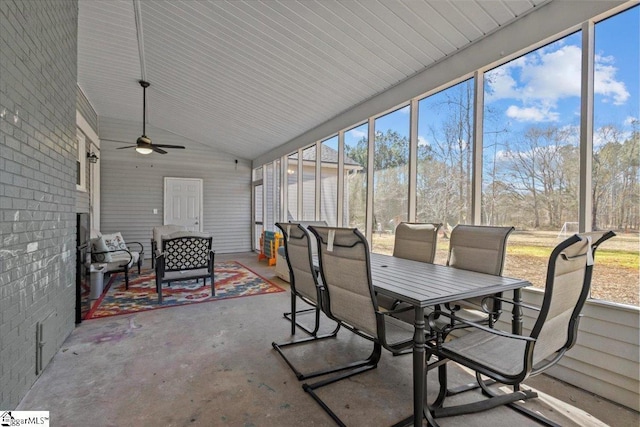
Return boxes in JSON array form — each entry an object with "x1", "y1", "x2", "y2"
[{"x1": 164, "y1": 177, "x2": 203, "y2": 231}]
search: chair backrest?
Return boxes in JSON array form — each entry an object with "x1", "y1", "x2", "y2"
[
  {"x1": 161, "y1": 231, "x2": 212, "y2": 271},
  {"x1": 275, "y1": 222, "x2": 320, "y2": 303},
  {"x1": 153, "y1": 224, "x2": 187, "y2": 247},
  {"x1": 528, "y1": 231, "x2": 615, "y2": 371},
  {"x1": 291, "y1": 220, "x2": 328, "y2": 257},
  {"x1": 393, "y1": 222, "x2": 442, "y2": 263},
  {"x1": 308, "y1": 226, "x2": 378, "y2": 337},
  {"x1": 447, "y1": 224, "x2": 515, "y2": 275}
]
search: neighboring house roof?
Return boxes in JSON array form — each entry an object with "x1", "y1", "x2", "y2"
[{"x1": 289, "y1": 144, "x2": 360, "y2": 166}]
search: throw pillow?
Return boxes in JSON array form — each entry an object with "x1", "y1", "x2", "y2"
[
  {"x1": 102, "y1": 232, "x2": 128, "y2": 252},
  {"x1": 91, "y1": 236, "x2": 113, "y2": 263}
]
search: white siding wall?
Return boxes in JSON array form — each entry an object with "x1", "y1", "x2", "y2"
[
  {"x1": 100, "y1": 131, "x2": 252, "y2": 256},
  {"x1": 493, "y1": 289, "x2": 640, "y2": 411}
]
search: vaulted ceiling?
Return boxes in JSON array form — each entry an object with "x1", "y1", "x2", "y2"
[{"x1": 77, "y1": 0, "x2": 547, "y2": 161}]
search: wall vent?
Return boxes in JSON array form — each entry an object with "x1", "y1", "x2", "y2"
[{"x1": 36, "y1": 311, "x2": 57, "y2": 375}]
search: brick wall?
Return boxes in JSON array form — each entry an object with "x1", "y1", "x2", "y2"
[{"x1": 0, "y1": 0, "x2": 78, "y2": 409}]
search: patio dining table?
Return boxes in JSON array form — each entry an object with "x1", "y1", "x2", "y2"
[{"x1": 367, "y1": 253, "x2": 531, "y2": 427}]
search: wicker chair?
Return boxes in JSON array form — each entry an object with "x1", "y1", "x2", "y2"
[{"x1": 426, "y1": 231, "x2": 615, "y2": 424}]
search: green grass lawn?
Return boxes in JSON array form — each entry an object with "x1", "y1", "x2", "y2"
[
  {"x1": 371, "y1": 230, "x2": 639, "y2": 305},
  {"x1": 508, "y1": 245, "x2": 638, "y2": 269}
]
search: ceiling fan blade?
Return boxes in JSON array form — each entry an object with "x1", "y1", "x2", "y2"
[
  {"x1": 152, "y1": 146, "x2": 168, "y2": 154},
  {"x1": 103, "y1": 138, "x2": 133, "y2": 144},
  {"x1": 116, "y1": 145, "x2": 137, "y2": 149},
  {"x1": 153, "y1": 144, "x2": 185, "y2": 149}
]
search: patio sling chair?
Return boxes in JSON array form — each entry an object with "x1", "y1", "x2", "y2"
[
  {"x1": 425, "y1": 224, "x2": 515, "y2": 394},
  {"x1": 442, "y1": 224, "x2": 515, "y2": 328},
  {"x1": 378, "y1": 222, "x2": 442, "y2": 312},
  {"x1": 154, "y1": 231, "x2": 215, "y2": 304},
  {"x1": 425, "y1": 231, "x2": 615, "y2": 425},
  {"x1": 272, "y1": 222, "x2": 341, "y2": 381},
  {"x1": 393, "y1": 222, "x2": 442, "y2": 263},
  {"x1": 304, "y1": 226, "x2": 415, "y2": 426}
]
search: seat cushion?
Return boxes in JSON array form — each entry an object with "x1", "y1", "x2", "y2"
[
  {"x1": 103, "y1": 259, "x2": 132, "y2": 272},
  {"x1": 162, "y1": 268, "x2": 210, "y2": 282},
  {"x1": 111, "y1": 251, "x2": 139, "y2": 266}
]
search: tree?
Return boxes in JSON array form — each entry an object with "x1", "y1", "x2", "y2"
[
  {"x1": 502, "y1": 125, "x2": 579, "y2": 229},
  {"x1": 593, "y1": 121, "x2": 640, "y2": 231}
]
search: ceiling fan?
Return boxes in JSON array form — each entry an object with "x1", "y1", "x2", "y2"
[{"x1": 115, "y1": 80, "x2": 185, "y2": 155}]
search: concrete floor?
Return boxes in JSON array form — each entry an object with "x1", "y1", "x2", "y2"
[{"x1": 18, "y1": 253, "x2": 638, "y2": 426}]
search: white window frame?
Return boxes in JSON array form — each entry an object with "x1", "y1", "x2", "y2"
[{"x1": 76, "y1": 128, "x2": 86, "y2": 191}]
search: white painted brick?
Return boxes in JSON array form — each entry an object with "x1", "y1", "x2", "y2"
[{"x1": 0, "y1": 0, "x2": 78, "y2": 409}]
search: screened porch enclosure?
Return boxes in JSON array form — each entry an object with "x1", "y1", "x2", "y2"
[{"x1": 253, "y1": 3, "x2": 640, "y2": 411}]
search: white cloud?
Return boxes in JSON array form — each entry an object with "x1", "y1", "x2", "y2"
[
  {"x1": 624, "y1": 116, "x2": 638, "y2": 126},
  {"x1": 595, "y1": 55, "x2": 630, "y2": 105},
  {"x1": 417, "y1": 135, "x2": 430, "y2": 146},
  {"x1": 485, "y1": 43, "x2": 629, "y2": 124},
  {"x1": 348, "y1": 128, "x2": 367, "y2": 139},
  {"x1": 485, "y1": 66, "x2": 519, "y2": 101},
  {"x1": 520, "y1": 45, "x2": 582, "y2": 101},
  {"x1": 505, "y1": 105, "x2": 559, "y2": 122},
  {"x1": 486, "y1": 45, "x2": 583, "y2": 105}
]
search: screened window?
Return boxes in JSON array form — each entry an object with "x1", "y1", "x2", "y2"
[
  {"x1": 372, "y1": 106, "x2": 410, "y2": 254},
  {"x1": 591, "y1": 6, "x2": 639, "y2": 305},
  {"x1": 320, "y1": 136, "x2": 339, "y2": 226},
  {"x1": 302, "y1": 145, "x2": 317, "y2": 221},
  {"x1": 286, "y1": 154, "x2": 297, "y2": 221},
  {"x1": 344, "y1": 123, "x2": 368, "y2": 230},
  {"x1": 417, "y1": 80, "x2": 474, "y2": 263},
  {"x1": 482, "y1": 32, "x2": 582, "y2": 288}
]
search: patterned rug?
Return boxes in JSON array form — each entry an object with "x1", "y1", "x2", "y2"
[{"x1": 84, "y1": 261, "x2": 284, "y2": 320}]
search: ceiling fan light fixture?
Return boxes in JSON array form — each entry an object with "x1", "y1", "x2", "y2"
[{"x1": 113, "y1": 80, "x2": 185, "y2": 155}]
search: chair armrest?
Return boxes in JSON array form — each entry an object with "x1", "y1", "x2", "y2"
[
  {"x1": 93, "y1": 248, "x2": 133, "y2": 267},
  {"x1": 480, "y1": 295, "x2": 541, "y2": 313},
  {"x1": 126, "y1": 241, "x2": 144, "y2": 254},
  {"x1": 427, "y1": 310, "x2": 535, "y2": 342}
]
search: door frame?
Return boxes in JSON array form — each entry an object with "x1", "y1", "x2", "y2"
[
  {"x1": 163, "y1": 177, "x2": 204, "y2": 231},
  {"x1": 252, "y1": 177, "x2": 264, "y2": 252}
]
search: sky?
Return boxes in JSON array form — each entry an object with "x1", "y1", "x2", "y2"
[{"x1": 342, "y1": 5, "x2": 638, "y2": 153}]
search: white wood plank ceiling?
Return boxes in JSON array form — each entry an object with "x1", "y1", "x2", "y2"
[{"x1": 77, "y1": 0, "x2": 545, "y2": 160}]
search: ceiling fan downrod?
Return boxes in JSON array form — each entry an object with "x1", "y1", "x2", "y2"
[{"x1": 140, "y1": 80, "x2": 150, "y2": 138}]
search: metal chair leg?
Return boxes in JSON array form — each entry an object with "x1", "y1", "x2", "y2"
[
  {"x1": 302, "y1": 343, "x2": 382, "y2": 426},
  {"x1": 283, "y1": 293, "x2": 321, "y2": 336},
  {"x1": 272, "y1": 320, "x2": 341, "y2": 381}
]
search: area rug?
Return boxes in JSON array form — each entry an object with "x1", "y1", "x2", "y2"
[{"x1": 84, "y1": 261, "x2": 284, "y2": 320}]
